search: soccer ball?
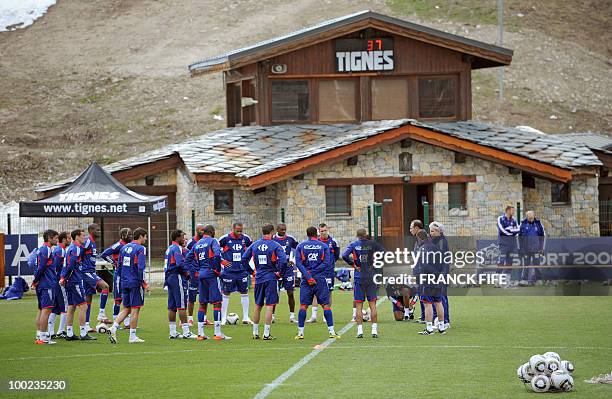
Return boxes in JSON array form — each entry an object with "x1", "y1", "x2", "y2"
[
  {"x1": 545, "y1": 357, "x2": 561, "y2": 374},
  {"x1": 530, "y1": 374, "x2": 551, "y2": 393},
  {"x1": 95, "y1": 323, "x2": 109, "y2": 334},
  {"x1": 226, "y1": 313, "x2": 239, "y2": 325},
  {"x1": 529, "y1": 355, "x2": 547, "y2": 373},
  {"x1": 361, "y1": 309, "x2": 371, "y2": 322},
  {"x1": 517, "y1": 363, "x2": 534, "y2": 382},
  {"x1": 551, "y1": 370, "x2": 574, "y2": 392},
  {"x1": 543, "y1": 351, "x2": 561, "y2": 362},
  {"x1": 559, "y1": 360, "x2": 575, "y2": 374}
]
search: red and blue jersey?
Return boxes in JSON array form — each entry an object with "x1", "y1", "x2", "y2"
[
  {"x1": 100, "y1": 240, "x2": 127, "y2": 268},
  {"x1": 242, "y1": 236, "x2": 286, "y2": 283},
  {"x1": 51, "y1": 243, "x2": 67, "y2": 279},
  {"x1": 192, "y1": 236, "x2": 222, "y2": 278},
  {"x1": 272, "y1": 234, "x2": 298, "y2": 257},
  {"x1": 118, "y1": 242, "x2": 146, "y2": 288},
  {"x1": 342, "y1": 239, "x2": 385, "y2": 282},
  {"x1": 295, "y1": 239, "x2": 331, "y2": 280},
  {"x1": 219, "y1": 232, "x2": 253, "y2": 276},
  {"x1": 62, "y1": 242, "x2": 83, "y2": 286},
  {"x1": 82, "y1": 235, "x2": 97, "y2": 273},
  {"x1": 33, "y1": 243, "x2": 56, "y2": 289},
  {"x1": 164, "y1": 242, "x2": 189, "y2": 275}
]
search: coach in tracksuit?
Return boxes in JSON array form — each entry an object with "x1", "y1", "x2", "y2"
[
  {"x1": 518, "y1": 211, "x2": 546, "y2": 285},
  {"x1": 430, "y1": 221, "x2": 450, "y2": 328},
  {"x1": 497, "y1": 205, "x2": 520, "y2": 281}
]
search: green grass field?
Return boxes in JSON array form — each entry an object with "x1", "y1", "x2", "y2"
[{"x1": 1, "y1": 290, "x2": 610, "y2": 398}]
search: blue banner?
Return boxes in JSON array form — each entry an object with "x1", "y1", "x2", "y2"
[{"x1": 4, "y1": 234, "x2": 39, "y2": 276}]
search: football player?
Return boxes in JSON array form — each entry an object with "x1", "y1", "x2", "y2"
[
  {"x1": 81, "y1": 223, "x2": 111, "y2": 331},
  {"x1": 385, "y1": 283, "x2": 416, "y2": 321},
  {"x1": 100, "y1": 227, "x2": 132, "y2": 328},
  {"x1": 218, "y1": 222, "x2": 253, "y2": 325},
  {"x1": 48, "y1": 231, "x2": 71, "y2": 339},
  {"x1": 272, "y1": 223, "x2": 298, "y2": 323},
  {"x1": 294, "y1": 226, "x2": 340, "y2": 339},
  {"x1": 307, "y1": 223, "x2": 340, "y2": 323},
  {"x1": 32, "y1": 229, "x2": 59, "y2": 344},
  {"x1": 109, "y1": 228, "x2": 149, "y2": 344},
  {"x1": 164, "y1": 229, "x2": 196, "y2": 339},
  {"x1": 60, "y1": 229, "x2": 96, "y2": 341},
  {"x1": 242, "y1": 224, "x2": 286, "y2": 340},
  {"x1": 342, "y1": 228, "x2": 384, "y2": 338},
  {"x1": 185, "y1": 224, "x2": 205, "y2": 326},
  {"x1": 192, "y1": 225, "x2": 230, "y2": 340}
]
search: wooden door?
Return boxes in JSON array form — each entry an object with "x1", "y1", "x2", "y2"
[{"x1": 374, "y1": 184, "x2": 404, "y2": 248}]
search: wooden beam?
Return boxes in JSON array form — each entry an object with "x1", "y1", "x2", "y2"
[
  {"x1": 598, "y1": 176, "x2": 612, "y2": 185},
  {"x1": 126, "y1": 185, "x2": 177, "y2": 195},
  {"x1": 194, "y1": 173, "x2": 243, "y2": 187},
  {"x1": 112, "y1": 154, "x2": 182, "y2": 183},
  {"x1": 317, "y1": 175, "x2": 477, "y2": 186}
]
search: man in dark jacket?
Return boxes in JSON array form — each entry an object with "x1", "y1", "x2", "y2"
[{"x1": 518, "y1": 211, "x2": 546, "y2": 286}]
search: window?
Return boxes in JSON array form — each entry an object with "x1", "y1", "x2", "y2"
[
  {"x1": 214, "y1": 189, "x2": 233, "y2": 213},
  {"x1": 318, "y1": 79, "x2": 357, "y2": 122},
  {"x1": 271, "y1": 80, "x2": 309, "y2": 122},
  {"x1": 371, "y1": 78, "x2": 409, "y2": 120},
  {"x1": 551, "y1": 182, "x2": 570, "y2": 204},
  {"x1": 325, "y1": 186, "x2": 351, "y2": 216},
  {"x1": 418, "y1": 77, "x2": 457, "y2": 119},
  {"x1": 448, "y1": 183, "x2": 466, "y2": 210},
  {"x1": 227, "y1": 83, "x2": 242, "y2": 127},
  {"x1": 454, "y1": 152, "x2": 466, "y2": 164},
  {"x1": 399, "y1": 152, "x2": 412, "y2": 172},
  {"x1": 522, "y1": 173, "x2": 536, "y2": 189}
]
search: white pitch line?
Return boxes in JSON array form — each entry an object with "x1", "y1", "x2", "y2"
[{"x1": 253, "y1": 297, "x2": 388, "y2": 399}]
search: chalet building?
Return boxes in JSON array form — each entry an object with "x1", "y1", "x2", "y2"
[{"x1": 38, "y1": 11, "x2": 608, "y2": 251}]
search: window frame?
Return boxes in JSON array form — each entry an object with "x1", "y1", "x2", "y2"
[
  {"x1": 551, "y1": 182, "x2": 571, "y2": 205},
  {"x1": 270, "y1": 79, "x2": 312, "y2": 124},
  {"x1": 448, "y1": 182, "x2": 467, "y2": 210},
  {"x1": 316, "y1": 78, "x2": 360, "y2": 123},
  {"x1": 213, "y1": 189, "x2": 234, "y2": 214},
  {"x1": 370, "y1": 76, "x2": 410, "y2": 120},
  {"x1": 325, "y1": 185, "x2": 352, "y2": 216},
  {"x1": 416, "y1": 74, "x2": 459, "y2": 121}
]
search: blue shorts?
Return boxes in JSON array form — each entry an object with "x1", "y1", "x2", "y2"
[
  {"x1": 221, "y1": 274, "x2": 249, "y2": 294},
  {"x1": 53, "y1": 285, "x2": 68, "y2": 314},
  {"x1": 199, "y1": 277, "x2": 222, "y2": 304},
  {"x1": 122, "y1": 286, "x2": 145, "y2": 308},
  {"x1": 391, "y1": 296, "x2": 404, "y2": 312},
  {"x1": 279, "y1": 274, "x2": 295, "y2": 291},
  {"x1": 299, "y1": 277, "x2": 331, "y2": 306},
  {"x1": 113, "y1": 272, "x2": 122, "y2": 301},
  {"x1": 82, "y1": 271, "x2": 102, "y2": 296},
  {"x1": 36, "y1": 287, "x2": 55, "y2": 309},
  {"x1": 188, "y1": 271, "x2": 198, "y2": 303},
  {"x1": 254, "y1": 280, "x2": 279, "y2": 307},
  {"x1": 420, "y1": 295, "x2": 443, "y2": 304},
  {"x1": 354, "y1": 281, "x2": 378, "y2": 303},
  {"x1": 167, "y1": 274, "x2": 188, "y2": 311},
  {"x1": 65, "y1": 283, "x2": 86, "y2": 306}
]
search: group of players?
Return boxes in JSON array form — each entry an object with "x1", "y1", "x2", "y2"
[{"x1": 32, "y1": 218, "x2": 452, "y2": 344}]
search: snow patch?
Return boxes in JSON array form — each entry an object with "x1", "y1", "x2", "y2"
[{"x1": 0, "y1": 0, "x2": 56, "y2": 32}]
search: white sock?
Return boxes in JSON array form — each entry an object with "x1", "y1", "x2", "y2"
[
  {"x1": 203, "y1": 314, "x2": 207, "y2": 322},
  {"x1": 372, "y1": 323, "x2": 378, "y2": 335},
  {"x1": 130, "y1": 328, "x2": 137, "y2": 339},
  {"x1": 169, "y1": 322, "x2": 177, "y2": 336},
  {"x1": 221, "y1": 295, "x2": 230, "y2": 320},
  {"x1": 85, "y1": 321, "x2": 90, "y2": 329},
  {"x1": 66, "y1": 326, "x2": 74, "y2": 337},
  {"x1": 311, "y1": 306, "x2": 318, "y2": 318},
  {"x1": 438, "y1": 321, "x2": 446, "y2": 331},
  {"x1": 188, "y1": 315, "x2": 194, "y2": 323},
  {"x1": 36, "y1": 330, "x2": 41, "y2": 339},
  {"x1": 181, "y1": 323, "x2": 190, "y2": 335},
  {"x1": 48, "y1": 313, "x2": 57, "y2": 334},
  {"x1": 433, "y1": 317, "x2": 439, "y2": 327},
  {"x1": 404, "y1": 308, "x2": 410, "y2": 317},
  {"x1": 241, "y1": 294, "x2": 250, "y2": 319},
  {"x1": 41, "y1": 331, "x2": 49, "y2": 341},
  {"x1": 124, "y1": 315, "x2": 131, "y2": 327},
  {"x1": 289, "y1": 312, "x2": 295, "y2": 320},
  {"x1": 198, "y1": 322, "x2": 204, "y2": 336},
  {"x1": 253, "y1": 323, "x2": 259, "y2": 336},
  {"x1": 264, "y1": 324, "x2": 271, "y2": 336},
  {"x1": 111, "y1": 322, "x2": 119, "y2": 333},
  {"x1": 328, "y1": 325, "x2": 335, "y2": 334},
  {"x1": 98, "y1": 308, "x2": 105, "y2": 316},
  {"x1": 298, "y1": 326, "x2": 304, "y2": 335},
  {"x1": 357, "y1": 324, "x2": 363, "y2": 335},
  {"x1": 352, "y1": 308, "x2": 357, "y2": 317},
  {"x1": 79, "y1": 325, "x2": 87, "y2": 337},
  {"x1": 58, "y1": 313, "x2": 67, "y2": 332},
  {"x1": 426, "y1": 321, "x2": 433, "y2": 332},
  {"x1": 214, "y1": 320, "x2": 221, "y2": 336}
]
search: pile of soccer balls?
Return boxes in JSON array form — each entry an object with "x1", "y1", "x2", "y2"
[{"x1": 517, "y1": 352, "x2": 575, "y2": 393}]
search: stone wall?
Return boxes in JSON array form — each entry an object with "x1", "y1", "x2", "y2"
[{"x1": 124, "y1": 168, "x2": 176, "y2": 186}]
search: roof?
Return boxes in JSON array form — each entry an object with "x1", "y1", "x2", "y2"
[
  {"x1": 551, "y1": 132, "x2": 612, "y2": 151},
  {"x1": 37, "y1": 120, "x2": 600, "y2": 193},
  {"x1": 188, "y1": 10, "x2": 513, "y2": 74}
]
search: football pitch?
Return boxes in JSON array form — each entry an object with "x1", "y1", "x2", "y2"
[{"x1": 0, "y1": 290, "x2": 610, "y2": 398}]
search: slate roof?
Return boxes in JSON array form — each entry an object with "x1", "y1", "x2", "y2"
[
  {"x1": 188, "y1": 10, "x2": 513, "y2": 74},
  {"x1": 551, "y1": 132, "x2": 612, "y2": 151},
  {"x1": 37, "y1": 120, "x2": 601, "y2": 192}
]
